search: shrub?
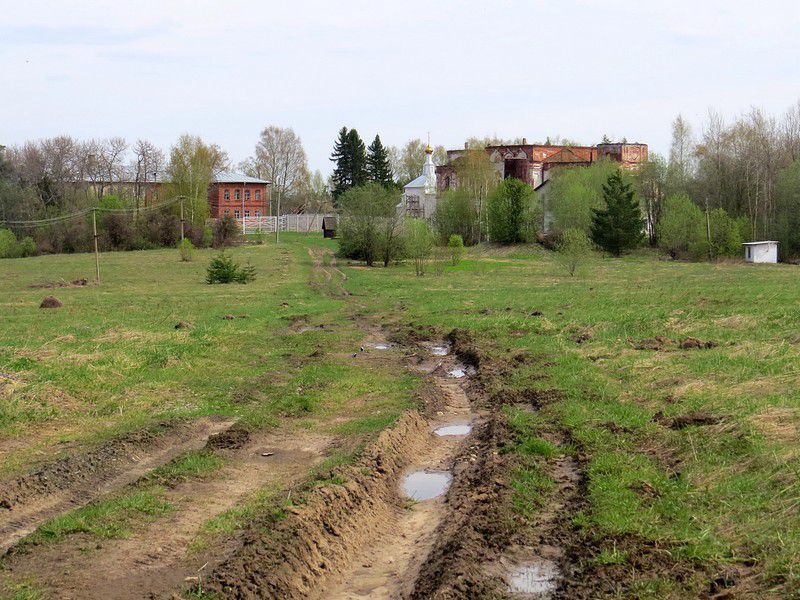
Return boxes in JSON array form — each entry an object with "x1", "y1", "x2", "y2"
[
  {"x1": 657, "y1": 194, "x2": 707, "y2": 259},
  {"x1": 205, "y1": 252, "x2": 256, "y2": 284},
  {"x1": 448, "y1": 234, "x2": 465, "y2": 265},
  {"x1": 213, "y1": 215, "x2": 242, "y2": 248},
  {"x1": 488, "y1": 178, "x2": 541, "y2": 244},
  {"x1": 19, "y1": 236, "x2": 36, "y2": 257},
  {"x1": 708, "y1": 208, "x2": 742, "y2": 258},
  {"x1": 178, "y1": 238, "x2": 195, "y2": 262},
  {"x1": 404, "y1": 218, "x2": 434, "y2": 276},
  {"x1": 0, "y1": 228, "x2": 20, "y2": 258},
  {"x1": 555, "y1": 228, "x2": 594, "y2": 276},
  {"x1": 103, "y1": 212, "x2": 135, "y2": 250},
  {"x1": 434, "y1": 188, "x2": 480, "y2": 246},
  {"x1": 337, "y1": 183, "x2": 399, "y2": 266}
]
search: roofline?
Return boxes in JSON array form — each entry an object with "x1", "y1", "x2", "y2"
[{"x1": 742, "y1": 241, "x2": 779, "y2": 245}]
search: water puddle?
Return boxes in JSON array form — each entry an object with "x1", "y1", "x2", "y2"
[
  {"x1": 507, "y1": 560, "x2": 559, "y2": 596},
  {"x1": 430, "y1": 345, "x2": 449, "y2": 356},
  {"x1": 434, "y1": 423, "x2": 472, "y2": 437},
  {"x1": 401, "y1": 470, "x2": 452, "y2": 500},
  {"x1": 447, "y1": 367, "x2": 466, "y2": 378},
  {"x1": 371, "y1": 343, "x2": 392, "y2": 350}
]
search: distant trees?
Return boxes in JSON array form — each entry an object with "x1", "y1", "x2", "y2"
[
  {"x1": 590, "y1": 171, "x2": 644, "y2": 256},
  {"x1": 239, "y1": 125, "x2": 309, "y2": 214},
  {"x1": 166, "y1": 134, "x2": 228, "y2": 227},
  {"x1": 487, "y1": 178, "x2": 540, "y2": 243},
  {"x1": 330, "y1": 127, "x2": 368, "y2": 202},
  {"x1": 366, "y1": 135, "x2": 394, "y2": 188},
  {"x1": 434, "y1": 188, "x2": 480, "y2": 246},
  {"x1": 389, "y1": 138, "x2": 447, "y2": 186},
  {"x1": 549, "y1": 160, "x2": 621, "y2": 234},
  {"x1": 656, "y1": 194, "x2": 708, "y2": 259},
  {"x1": 337, "y1": 183, "x2": 400, "y2": 266}
]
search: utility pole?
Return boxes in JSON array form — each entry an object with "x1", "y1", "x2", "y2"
[
  {"x1": 275, "y1": 179, "x2": 281, "y2": 244},
  {"x1": 92, "y1": 208, "x2": 100, "y2": 284}
]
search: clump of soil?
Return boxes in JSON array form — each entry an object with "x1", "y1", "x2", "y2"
[
  {"x1": 205, "y1": 427, "x2": 251, "y2": 450},
  {"x1": 570, "y1": 331, "x2": 591, "y2": 345},
  {"x1": 447, "y1": 328, "x2": 481, "y2": 368},
  {"x1": 222, "y1": 314, "x2": 235, "y2": 320},
  {"x1": 668, "y1": 411, "x2": 721, "y2": 429},
  {"x1": 679, "y1": 337, "x2": 718, "y2": 350},
  {"x1": 39, "y1": 296, "x2": 63, "y2": 309},
  {"x1": 30, "y1": 278, "x2": 88, "y2": 289},
  {"x1": 174, "y1": 321, "x2": 193, "y2": 330},
  {"x1": 631, "y1": 336, "x2": 671, "y2": 351}
]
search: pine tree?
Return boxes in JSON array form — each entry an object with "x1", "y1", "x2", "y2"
[
  {"x1": 346, "y1": 129, "x2": 368, "y2": 188},
  {"x1": 330, "y1": 127, "x2": 351, "y2": 203},
  {"x1": 590, "y1": 170, "x2": 645, "y2": 256},
  {"x1": 366, "y1": 134, "x2": 394, "y2": 188}
]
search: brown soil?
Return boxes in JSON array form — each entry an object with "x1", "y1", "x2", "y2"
[
  {"x1": 1, "y1": 429, "x2": 332, "y2": 600},
  {"x1": 30, "y1": 278, "x2": 88, "y2": 289},
  {"x1": 39, "y1": 296, "x2": 63, "y2": 309},
  {"x1": 0, "y1": 417, "x2": 234, "y2": 553}
]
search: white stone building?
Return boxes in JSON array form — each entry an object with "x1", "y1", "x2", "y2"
[
  {"x1": 743, "y1": 241, "x2": 779, "y2": 263},
  {"x1": 399, "y1": 144, "x2": 437, "y2": 219}
]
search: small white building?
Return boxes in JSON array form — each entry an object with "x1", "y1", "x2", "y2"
[
  {"x1": 399, "y1": 144, "x2": 437, "y2": 219},
  {"x1": 743, "y1": 241, "x2": 779, "y2": 263}
]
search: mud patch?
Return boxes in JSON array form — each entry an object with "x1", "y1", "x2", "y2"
[
  {"x1": 508, "y1": 559, "x2": 559, "y2": 596},
  {"x1": 205, "y1": 427, "x2": 251, "y2": 450},
  {"x1": 30, "y1": 278, "x2": 88, "y2": 289}
]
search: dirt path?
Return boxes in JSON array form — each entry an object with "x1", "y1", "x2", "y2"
[
  {"x1": 323, "y1": 359, "x2": 475, "y2": 599},
  {"x1": 2, "y1": 428, "x2": 332, "y2": 600},
  {"x1": 0, "y1": 416, "x2": 235, "y2": 554}
]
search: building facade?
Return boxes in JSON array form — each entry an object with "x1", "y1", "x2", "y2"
[
  {"x1": 399, "y1": 144, "x2": 438, "y2": 218},
  {"x1": 207, "y1": 172, "x2": 270, "y2": 219},
  {"x1": 435, "y1": 140, "x2": 647, "y2": 194}
]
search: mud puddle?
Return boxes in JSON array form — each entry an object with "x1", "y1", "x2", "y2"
[
  {"x1": 402, "y1": 470, "x2": 452, "y2": 500},
  {"x1": 433, "y1": 423, "x2": 472, "y2": 436},
  {"x1": 447, "y1": 366, "x2": 467, "y2": 378},
  {"x1": 370, "y1": 342, "x2": 392, "y2": 350},
  {"x1": 508, "y1": 559, "x2": 559, "y2": 597}
]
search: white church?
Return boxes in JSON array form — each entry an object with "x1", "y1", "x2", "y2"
[{"x1": 398, "y1": 143, "x2": 437, "y2": 219}]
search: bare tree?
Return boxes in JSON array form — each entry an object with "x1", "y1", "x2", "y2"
[
  {"x1": 132, "y1": 139, "x2": 165, "y2": 207},
  {"x1": 389, "y1": 138, "x2": 447, "y2": 186},
  {"x1": 667, "y1": 114, "x2": 696, "y2": 194},
  {"x1": 241, "y1": 126, "x2": 308, "y2": 214}
]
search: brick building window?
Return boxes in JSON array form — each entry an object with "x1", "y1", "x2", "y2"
[
  {"x1": 255, "y1": 210, "x2": 261, "y2": 217},
  {"x1": 244, "y1": 210, "x2": 250, "y2": 217},
  {"x1": 234, "y1": 189, "x2": 241, "y2": 200},
  {"x1": 223, "y1": 189, "x2": 230, "y2": 200},
  {"x1": 234, "y1": 209, "x2": 240, "y2": 219},
  {"x1": 244, "y1": 190, "x2": 251, "y2": 200},
  {"x1": 255, "y1": 190, "x2": 261, "y2": 200},
  {"x1": 224, "y1": 209, "x2": 230, "y2": 216}
]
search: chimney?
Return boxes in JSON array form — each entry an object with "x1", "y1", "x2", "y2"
[{"x1": 522, "y1": 137, "x2": 527, "y2": 145}]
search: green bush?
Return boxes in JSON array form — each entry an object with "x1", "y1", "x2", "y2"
[
  {"x1": 448, "y1": 234, "x2": 465, "y2": 265},
  {"x1": 555, "y1": 228, "x2": 594, "y2": 276},
  {"x1": 0, "y1": 228, "x2": 20, "y2": 258},
  {"x1": 337, "y1": 183, "x2": 400, "y2": 266},
  {"x1": 404, "y1": 218, "x2": 434, "y2": 276},
  {"x1": 205, "y1": 252, "x2": 256, "y2": 284},
  {"x1": 657, "y1": 194, "x2": 707, "y2": 259},
  {"x1": 488, "y1": 178, "x2": 541, "y2": 244},
  {"x1": 708, "y1": 208, "x2": 742, "y2": 258},
  {"x1": 19, "y1": 236, "x2": 36, "y2": 257},
  {"x1": 434, "y1": 188, "x2": 480, "y2": 246},
  {"x1": 178, "y1": 238, "x2": 195, "y2": 262}
]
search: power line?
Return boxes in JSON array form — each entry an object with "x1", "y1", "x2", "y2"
[{"x1": 1, "y1": 196, "x2": 184, "y2": 228}]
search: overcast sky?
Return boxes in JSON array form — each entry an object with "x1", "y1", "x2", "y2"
[{"x1": 2, "y1": 0, "x2": 799, "y2": 174}]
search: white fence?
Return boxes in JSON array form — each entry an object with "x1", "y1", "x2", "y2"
[{"x1": 240, "y1": 213, "x2": 335, "y2": 234}]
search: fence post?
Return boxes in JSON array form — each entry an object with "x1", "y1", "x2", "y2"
[
  {"x1": 179, "y1": 196, "x2": 185, "y2": 241},
  {"x1": 92, "y1": 208, "x2": 100, "y2": 284}
]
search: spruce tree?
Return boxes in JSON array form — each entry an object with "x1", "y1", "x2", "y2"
[
  {"x1": 366, "y1": 134, "x2": 394, "y2": 188},
  {"x1": 346, "y1": 129, "x2": 368, "y2": 188},
  {"x1": 590, "y1": 170, "x2": 645, "y2": 256},
  {"x1": 330, "y1": 127, "x2": 351, "y2": 203}
]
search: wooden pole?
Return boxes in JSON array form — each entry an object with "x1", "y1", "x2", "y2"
[
  {"x1": 92, "y1": 208, "x2": 100, "y2": 284},
  {"x1": 275, "y1": 184, "x2": 281, "y2": 244},
  {"x1": 179, "y1": 196, "x2": 185, "y2": 241}
]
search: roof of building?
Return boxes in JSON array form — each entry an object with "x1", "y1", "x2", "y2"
[
  {"x1": 213, "y1": 171, "x2": 270, "y2": 184},
  {"x1": 322, "y1": 216, "x2": 337, "y2": 229},
  {"x1": 404, "y1": 175, "x2": 429, "y2": 189},
  {"x1": 533, "y1": 179, "x2": 550, "y2": 192},
  {"x1": 742, "y1": 241, "x2": 779, "y2": 245}
]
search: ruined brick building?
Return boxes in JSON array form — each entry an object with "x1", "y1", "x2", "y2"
[{"x1": 435, "y1": 140, "x2": 647, "y2": 194}]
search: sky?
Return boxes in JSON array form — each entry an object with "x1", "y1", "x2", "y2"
[{"x1": 2, "y1": 0, "x2": 800, "y2": 175}]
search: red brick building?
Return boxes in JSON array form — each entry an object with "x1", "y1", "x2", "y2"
[
  {"x1": 436, "y1": 140, "x2": 647, "y2": 194},
  {"x1": 208, "y1": 172, "x2": 271, "y2": 219}
]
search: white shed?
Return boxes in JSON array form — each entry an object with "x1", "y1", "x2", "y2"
[{"x1": 743, "y1": 241, "x2": 779, "y2": 263}]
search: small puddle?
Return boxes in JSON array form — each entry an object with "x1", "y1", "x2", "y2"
[
  {"x1": 447, "y1": 367, "x2": 466, "y2": 378},
  {"x1": 434, "y1": 423, "x2": 472, "y2": 437},
  {"x1": 508, "y1": 560, "x2": 559, "y2": 596},
  {"x1": 401, "y1": 470, "x2": 452, "y2": 500},
  {"x1": 371, "y1": 343, "x2": 392, "y2": 350},
  {"x1": 430, "y1": 345, "x2": 449, "y2": 356}
]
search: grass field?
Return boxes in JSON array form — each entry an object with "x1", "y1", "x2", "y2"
[{"x1": 3, "y1": 236, "x2": 800, "y2": 597}]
